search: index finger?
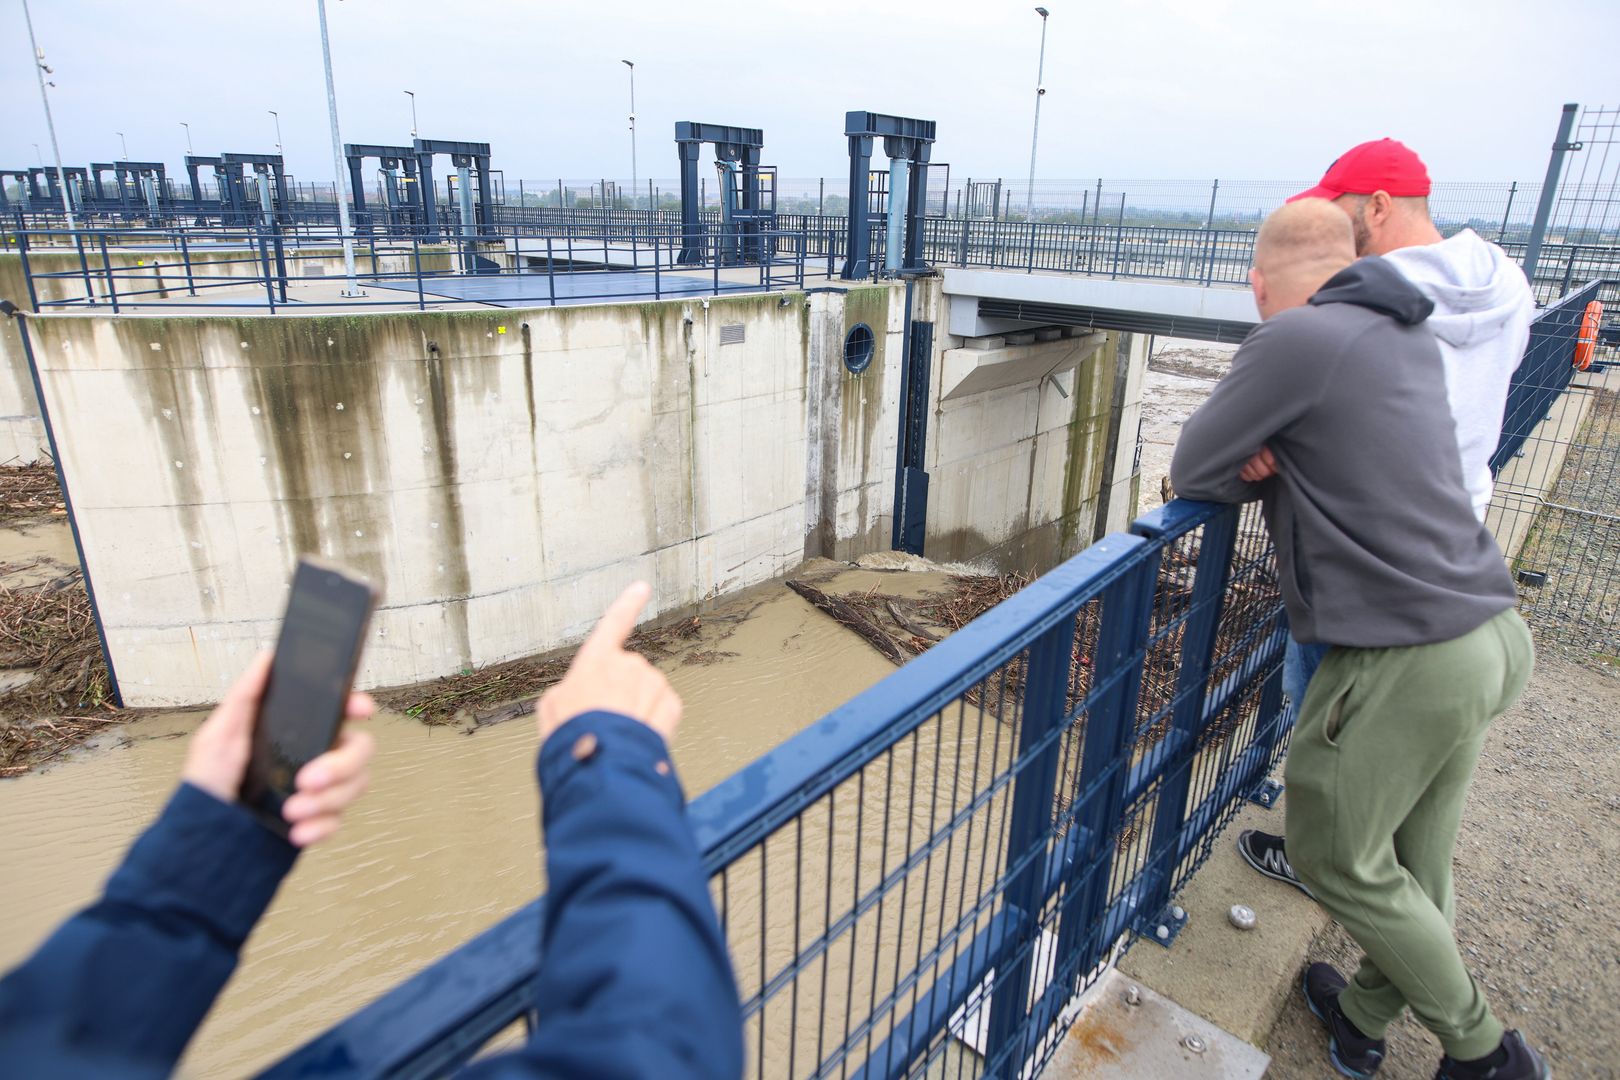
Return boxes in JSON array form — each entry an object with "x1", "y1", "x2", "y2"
[{"x1": 579, "y1": 581, "x2": 653, "y2": 656}]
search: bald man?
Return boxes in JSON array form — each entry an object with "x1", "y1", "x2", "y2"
[{"x1": 1172, "y1": 202, "x2": 1544, "y2": 1080}]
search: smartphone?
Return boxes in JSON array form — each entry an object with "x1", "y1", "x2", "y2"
[{"x1": 241, "y1": 558, "x2": 380, "y2": 836}]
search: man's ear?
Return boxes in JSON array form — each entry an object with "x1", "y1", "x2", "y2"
[
  {"x1": 1366, "y1": 190, "x2": 1394, "y2": 225},
  {"x1": 1249, "y1": 266, "x2": 1267, "y2": 309}
]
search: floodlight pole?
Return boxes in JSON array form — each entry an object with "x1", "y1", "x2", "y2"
[
  {"x1": 1026, "y1": 6, "x2": 1050, "y2": 222},
  {"x1": 623, "y1": 60, "x2": 637, "y2": 211},
  {"x1": 21, "y1": 0, "x2": 77, "y2": 231},
  {"x1": 315, "y1": 0, "x2": 362, "y2": 296}
]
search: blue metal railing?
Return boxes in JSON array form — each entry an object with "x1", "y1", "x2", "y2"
[
  {"x1": 1491, "y1": 279, "x2": 1608, "y2": 473},
  {"x1": 7, "y1": 219, "x2": 812, "y2": 314},
  {"x1": 263, "y1": 499, "x2": 1289, "y2": 1079}
]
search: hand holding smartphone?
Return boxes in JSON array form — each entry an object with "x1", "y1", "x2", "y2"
[{"x1": 241, "y1": 558, "x2": 379, "y2": 836}]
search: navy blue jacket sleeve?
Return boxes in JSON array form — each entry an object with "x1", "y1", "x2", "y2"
[
  {"x1": 0, "y1": 782, "x2": 296, "y2": 1079},
  {"x1": 464, "y1": 711, "x2": 743, "y2": 1080}
]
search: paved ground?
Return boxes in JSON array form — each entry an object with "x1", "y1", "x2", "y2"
[{"x1": 1263, "y1": 652, "x2": 1620, "y2": 1079}]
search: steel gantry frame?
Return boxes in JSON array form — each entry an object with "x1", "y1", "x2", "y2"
[
  {"x1": 674, "y1": 121, "x2": 774, "y2": 265},
  {"x1": 344, "y1": 143, "x2": 424, "y2": 235},
  {"x1": 843, "y1": 111, "x2": 936, "y2": 280}
]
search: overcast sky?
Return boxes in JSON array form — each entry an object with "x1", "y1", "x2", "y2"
[{"x1": 4, "y1": 0, "x2": 1616, "y2": 189}]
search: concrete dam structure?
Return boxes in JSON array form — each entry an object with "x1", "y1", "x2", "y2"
[{"x1": 11, "y1": 272, "x2": 1146, "y2": 706}]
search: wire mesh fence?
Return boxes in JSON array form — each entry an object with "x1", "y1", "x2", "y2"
[{"x1": 1487, "y1": 279, "x2": 1620, "y2": 657}]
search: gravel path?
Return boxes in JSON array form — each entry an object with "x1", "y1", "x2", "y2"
[{"x1": 1263, "y1": 652, "x2": 1620, "y2": 1079}]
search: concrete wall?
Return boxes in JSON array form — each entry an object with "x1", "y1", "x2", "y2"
[
  {"x1": 31, "y1": 291, "x2": 834, "y2": 705},
  {"x1": 923, "y1": 293, "x2": 1147, "y2": 570},
  {"x1": 30, "y1": 275, "x2": 1139, "y2": 706}
]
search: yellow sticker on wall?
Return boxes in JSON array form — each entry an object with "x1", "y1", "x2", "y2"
[{"x1": 497, "y1": 326, "x2": 507, "y2": 334}]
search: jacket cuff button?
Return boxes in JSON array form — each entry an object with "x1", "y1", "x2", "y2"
[{"x1": 570, "y1": 732, "x2": 599, "y2": 762}]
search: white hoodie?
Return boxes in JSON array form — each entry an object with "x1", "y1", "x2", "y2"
[{"x1": 1383, "y1": 229, "x2": 1534, "y2": 522}]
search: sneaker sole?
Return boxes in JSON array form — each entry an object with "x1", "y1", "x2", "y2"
[
  {"x1": 1301, "y1": 969, "x2": 1379, "y2": 1080},
  {"x1": 1237, "y1": 833, "x2": 1316, "y2": 899}
]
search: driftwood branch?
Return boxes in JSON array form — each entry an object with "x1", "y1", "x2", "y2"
[{"x1": 787, "y1": 580, "x2": 907, "y2": 665}]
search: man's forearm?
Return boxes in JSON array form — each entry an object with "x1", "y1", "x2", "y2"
[{"x1": 0, "y1": 783, "x2": 296, "y2": 1076}]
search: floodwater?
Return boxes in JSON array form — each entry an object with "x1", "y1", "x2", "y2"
[{"x1": 0, "y1": 556, "x2": 954, "y2": 1077}]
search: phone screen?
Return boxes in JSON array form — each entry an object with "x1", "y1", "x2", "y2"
[{"x1": 241, "y1": 559, "x2": 378, "y2": 834}]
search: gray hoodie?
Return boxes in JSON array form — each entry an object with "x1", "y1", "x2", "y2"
[
  {"x1": 1383, "y1": 229, "x2": 1534, "y2": 522},
  {"x1": 1171, "y1": 256, "x2": 1517, "y2": 648}
]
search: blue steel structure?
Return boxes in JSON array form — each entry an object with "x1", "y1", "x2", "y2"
[
  {"x1": 674, "y1": 122, "x2": 772, "y2": 265},
  {"x1": 344, "y1": 144, "x2": 424, "y2": 236},
  {"x1": 262, "y1": 498, "x2": 1292, "y2": 1079},
  {"x1": 411, "y1": 138, "x2": 494, "y2": 243},
  {"x1": 843, "y1": 111, "x2": 936, "y2": 280}
]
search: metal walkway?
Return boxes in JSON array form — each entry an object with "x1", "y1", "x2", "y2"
[{"x1": 369, "y1": 270, "x2": 772, "y2": 308}]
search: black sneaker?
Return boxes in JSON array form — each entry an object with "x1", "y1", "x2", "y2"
[
  {"x1": 1237, "y1": 829, "x2": 1314, "y2": 898},
  {"x1": 1434, "y1": 1030, "x2": 1551, "y2": 1079},
  {"x1": 1303, "y1": 963, "x2": 1387, "y2": 1079}
]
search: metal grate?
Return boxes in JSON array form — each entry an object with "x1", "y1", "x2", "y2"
[{"x1": 720, "y1": 323, "x2": 746, "y2": 346}]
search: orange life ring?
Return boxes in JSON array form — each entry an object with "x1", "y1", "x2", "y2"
[{"x1": 1574, "y1": 300, "x2": 1602, "y2": 371}]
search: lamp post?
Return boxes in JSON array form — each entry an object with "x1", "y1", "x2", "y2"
[
  {"x1": 32, "y1": 143, "x2": 43, "y2": 166},
  {"x1": 404, "y1": 90, "x2": 417, "y2": 139},
  {"x1": 1026, "y1": 6, "x2": 1050, "y2": 221},
  {"x1": 315, "y1": 0, "x2": 361, "y2": 295},
  {"x1": 20, "y1": 0, "x2": 76, "y2": 231},
  {"x1": 117, "y1": 131, "x2": 129, "y2": 159},
  {"x1": 181, "y1": 121, "x2": 193, "y2": 155},
  {"x1": 622, "y1": 60, "x2": 636, "y2": 210},
  {"x1": 269, "y1": 110, "x2": 282, "y2": 155}
]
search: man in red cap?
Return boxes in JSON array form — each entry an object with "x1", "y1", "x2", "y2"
[{"x1": 1232, "y1": 142, "x2": 1540, "y2": 1079}]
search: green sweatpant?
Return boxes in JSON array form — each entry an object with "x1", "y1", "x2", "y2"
[{"x1": 1285, "y1": 607, "x2": 1533, "y2": 1061}]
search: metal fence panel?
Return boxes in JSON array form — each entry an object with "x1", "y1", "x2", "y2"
[{"x1": 263, "y1": 499, "x2": 1288, "y2": 1079}]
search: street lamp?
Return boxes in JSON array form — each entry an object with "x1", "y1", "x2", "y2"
[
  {"x1": 269, "y1": 110, "x2": 282, "y2": 155},
  {"x1": 1026, "y1": 6, "x2": 1050, "y2": 221},
  {"x1": 117, "y1": 131, "x2": 129, "y2": 159},
  {"x1": 20, "y1": 0, "x2": 77, "y2": 232},
  {"x1": 32, "y1": 143, "x2": 43, "y2": 166},
  {"x1": 622, "y1": 60, "x2": 636, "y2": 211},
  {"x1": 315, "y1": 0, "x2": 361, "y2": 295},
  {"x1": 181, "y1": 121, "x2": 193, "y2": 155},
  {"x1": 404, "y1": 90, "x2": 417, "y2": 138}
]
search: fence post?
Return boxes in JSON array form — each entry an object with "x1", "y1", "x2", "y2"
[
  {"x1": 1497, "y1": 181, "x2": 1518, "y2": 244},
  {"x1": 1132, "y1": 506, "x2": 1238, "y2": 944},
  {"x1": 254, "y1": 228, "x2": 275, "y2": 314},
  {"x1": 1046, "y1": 544, "x2": 1158, "y2": 1002},
  {"x1": 1523, "y1": 103, "x2": 1580, "y2": 287},
  {"x1": 412, "y1": 236, "x2": 426, "y2": 311},
  {"x1": 546, "y1": 238, "x2": 557, "y2": 306},
  {"x1": 982, "y1": 606, "x2": 1081, "y2": 1073},
  {"x1": 15, "y1": 229, "x2": 39, "y2": 312},
  {"x1": 1109, "y1": 194, "x2": 1126, "y2": 280},
  {"x1": 179, "y1": 230, "x2": 196, "y2": 296},
  {"x1": 97, "y1": 234, "x2": 120, "y2": 315},
  {"x1": 1026, "y1": 220, "x2": 1036, "y2": 273}
]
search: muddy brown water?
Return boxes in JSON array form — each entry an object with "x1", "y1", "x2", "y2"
[{"x1": 0, "y1": 557, "x2": 957, "y2": 1077}]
